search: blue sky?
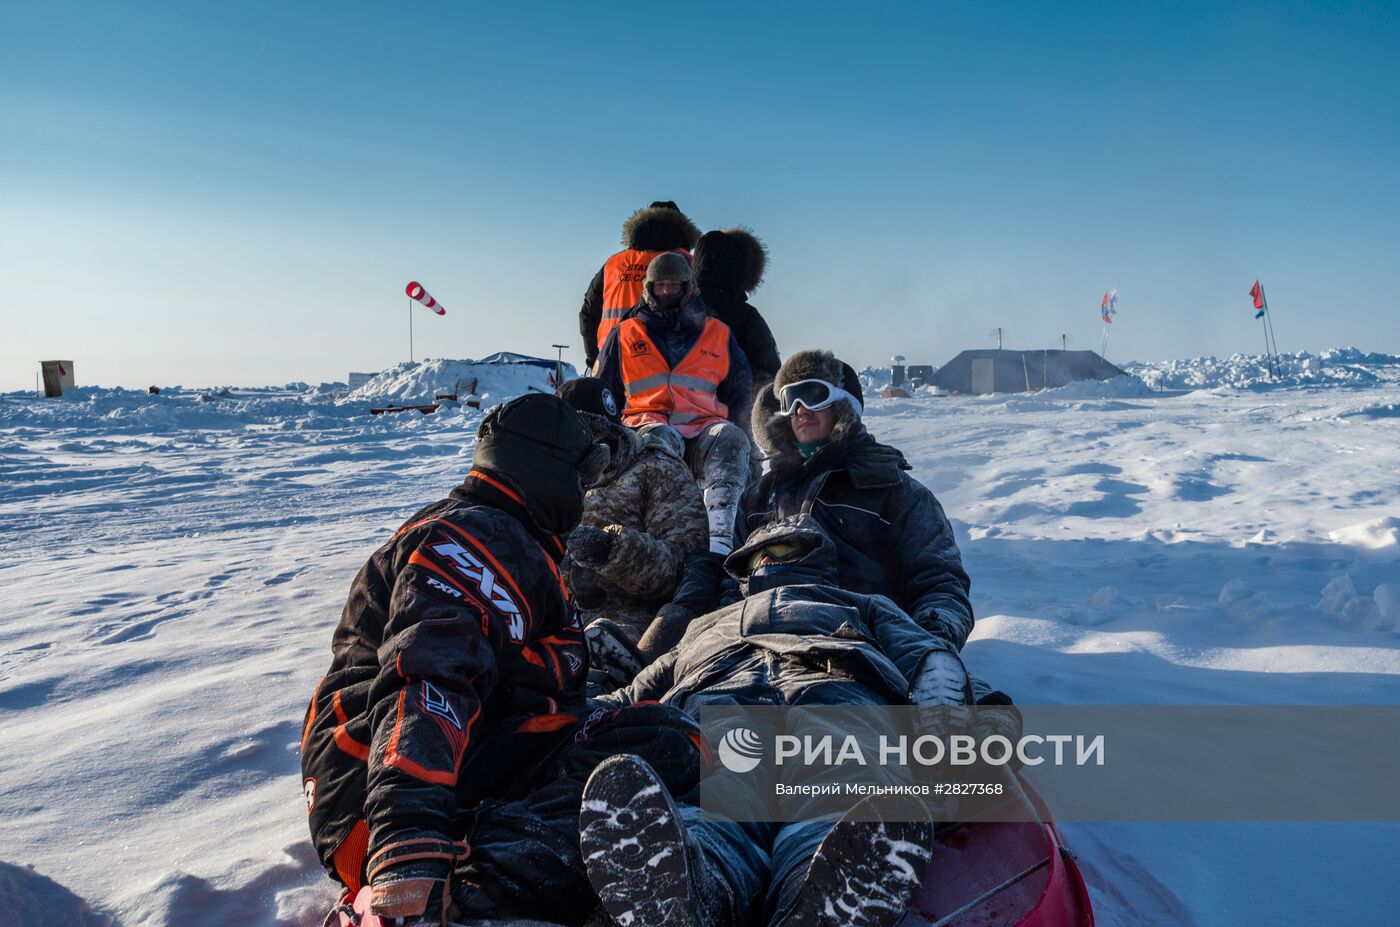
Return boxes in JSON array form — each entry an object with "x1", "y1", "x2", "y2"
[{"x1": 3, "y1": 1, "x2": 1398, "y2": 390}]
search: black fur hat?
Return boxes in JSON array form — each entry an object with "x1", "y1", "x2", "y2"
[
  {"x1": 693, "y1": 227, "x2": 768, "y2": 295},
  {"x1": 752, "y1": 350, "x2": 864, "y2": 466},
  {"x1": 622, "y1": 204, "x2": 700, "y2": 251}
]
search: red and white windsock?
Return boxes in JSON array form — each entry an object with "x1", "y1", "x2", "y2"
[{"x1": 405, "y1": 281, "x2": 446, "y2": 315}]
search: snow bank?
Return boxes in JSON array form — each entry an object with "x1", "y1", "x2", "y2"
[
  {"x1": 0, "y1": 357, "x2": 578, "y2": 434},
  {"x1": 1329, "y1": 515, "x2": 1400, "y2": 553},
  {"x1": 858, "y1": 348, "x2": 1400, "y2": 400},
  {"x1": 1024, "y1": 374, "x2": 1154, "y2": 400},
  {"x1": 858, "y1": 366, "x2": 893, "y2": 393},
  {"x1": 1126, "y1": 347, "x2": 1400, "y2": 392},
  {"x1": 0, "y1": 862, "x2": 110, "y2": 926},
  {"x1": 349, "y1": 356, "x2": 575, "y2": 406},
  {"x1": 0, "y1": 386, "x2": 368, "y2": 433}
]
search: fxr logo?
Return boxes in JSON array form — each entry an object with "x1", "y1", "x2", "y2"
[
  {"x1": 426, "y1": 576, "x2": 462, "y2": 599},
  {"x1": 430, "y1": 540, "x2": 526, "y2": 641}
]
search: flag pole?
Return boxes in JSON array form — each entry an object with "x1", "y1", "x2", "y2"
[
  {"x1": 409, "y1": 297, "x2": 415, "y2": 365},
  {"x1": 1262, "y1": 288, "x2": 1280, "y2": 376},
  {"x1": 1265, "y1": 312, "x2": 1276, "y2": 378}
]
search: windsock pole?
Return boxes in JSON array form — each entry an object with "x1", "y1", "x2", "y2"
[{"x1": 403, "y1": 282, "x2": 446, "y2": 365}]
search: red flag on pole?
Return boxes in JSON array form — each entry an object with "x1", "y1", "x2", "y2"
[{"x1": 1249, "y1": 280, "x2": 1264, "y2": 310}]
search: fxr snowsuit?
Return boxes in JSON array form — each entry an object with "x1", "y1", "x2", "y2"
[{"x1": 300, "y1": 474, "x2": 704, "y2": 922}]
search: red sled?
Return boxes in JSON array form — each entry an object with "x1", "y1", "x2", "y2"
[
  {"x1": 332, "y1": 774, "x2": 1092, "y2": 927},
  {"x1": 900, "y1": 775, "x2": 1094, "y2": 927}
]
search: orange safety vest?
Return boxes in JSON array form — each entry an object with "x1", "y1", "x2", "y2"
[
  {"x1": 597, "y1": 248, "x2": 691, "y2": 351},
  {"x1": 618, "y1": 316, "x2": 731, "y2": 438}
]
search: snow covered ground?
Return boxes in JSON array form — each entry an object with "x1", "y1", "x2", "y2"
[{"x1": 2, "y1": 352, "x2": 1398, "y2": 926}]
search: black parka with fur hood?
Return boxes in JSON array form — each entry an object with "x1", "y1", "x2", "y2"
[
  {"x1": 739, "y1": 351, "x2": 975, "y2": 651},
  {"x1": 580, "y1": 204, "x2": 701, "y2": 367},
  {"x1": 693, "y1": 227, "x2": 781, "y2": 390}
]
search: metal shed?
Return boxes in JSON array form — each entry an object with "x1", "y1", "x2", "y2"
[{"x1": 929, "y1": 349, "x2": 1124, "y2": 395}]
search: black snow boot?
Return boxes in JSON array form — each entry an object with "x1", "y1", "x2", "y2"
[
  {"x1": 772, "y1": 796, "x2": 934, "y2": 927},
  {"x1": 579, "y1": 754, "x2": 726, "y2": 927}
]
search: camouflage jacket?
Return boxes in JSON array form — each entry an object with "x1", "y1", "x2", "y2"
[{"x1": 565, "y1": 421, "x2": 708, "y2": 640}]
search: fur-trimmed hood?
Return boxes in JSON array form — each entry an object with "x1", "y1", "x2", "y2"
[
  {"x1": 752, "y1": 349, "x2": 863, "y2": 466},
  {"x1": 694, "y1": 227, "x2": 768, "y2": 295},
  {"x1": 622, "y1": 205, "x2": 701, "y2": 251}
]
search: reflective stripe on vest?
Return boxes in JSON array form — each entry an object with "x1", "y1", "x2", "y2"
[
  {"x1": 618, "y1": 317, "x2": 731, "y2": 439},
  {"x1": 597, "y1": 248, "x2": 690, "y2": 348}
]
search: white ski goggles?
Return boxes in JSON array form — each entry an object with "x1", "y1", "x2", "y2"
[{"x1": 777, "y1": 379, "x2": 863, "y2": 417}]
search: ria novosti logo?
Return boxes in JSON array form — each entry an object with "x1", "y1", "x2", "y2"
[
  {"x1": 717, "y1": 727, "x2": 764, "y2": 773},
  {"x1": 714, "y1": 725, "x2": 1105, "y2": 773}
]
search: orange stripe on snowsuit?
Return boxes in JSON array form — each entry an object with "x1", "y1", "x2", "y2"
[
  {"x1": 300, "y1": 678, "x2": 323, "y2": 753},
  {"x1": 333, "y1": 724, "x2": 371, "y2": 761},
  {"x1": 515, "y1": 713, "x2": 579, "y2": 734},
  {"x1": 619, "y1": 316, "x2": 732, "y2": 438},
  {"x1": 468, "y1": 469, "x2": 525, "y2": 508},
  {"x1": 597, "y1": 248, "x2": 690, "y2": 348},
  {"x1": 333, "y1": 689, "x2": 349, "y2": 724}
]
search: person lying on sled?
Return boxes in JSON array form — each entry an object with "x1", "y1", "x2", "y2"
[
  {"x1": 299, "y1": 394, "x2": 706, "y2": 927},
  {"x1": 578, "y1": 515, "x2": 996, "y2": 927}
]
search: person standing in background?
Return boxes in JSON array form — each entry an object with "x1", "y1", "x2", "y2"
[{"x1": 580, "y1": 200, "x2": 700, "y2": 371}]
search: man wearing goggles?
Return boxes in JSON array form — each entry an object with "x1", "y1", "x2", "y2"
[{"x1": 741, "y1": 350, "x2": 975, "y2": 696}]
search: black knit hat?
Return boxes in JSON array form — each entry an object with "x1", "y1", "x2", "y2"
[
  {"x1": 473, "y1": 393, "x2": 603, "y2": 536},
  {"x1": 644, "y1": 252, "x2": 692, "y2": 287},
  {"x1": 556, "y1": 377, "x2": 621, "y2": 423}
]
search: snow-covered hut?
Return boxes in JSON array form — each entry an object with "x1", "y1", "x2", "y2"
[{"x1": 929, "y1": 349, "x2": 1124, "y2": 395}]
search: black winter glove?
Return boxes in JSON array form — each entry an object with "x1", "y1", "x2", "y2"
[
  {"x1": 563, "y1": 558, "x2": 607, "y2": 611},
  {"x1": 568, "y1": 525, "x2": 615, "y2": 566},
  {"x1": 669, "y1": 550, "x2": 727, "y2": 613},
  {"x1": 636, "y1": 551, "x2": 728, "y2": 660}
]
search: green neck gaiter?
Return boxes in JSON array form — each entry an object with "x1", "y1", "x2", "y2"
[{"x1": 795, "y1": 439, "x2": 829, "y2": 460}]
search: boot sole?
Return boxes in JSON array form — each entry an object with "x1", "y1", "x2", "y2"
[
  {"x1": 776, "y1": 796, "x2": 934, "y2": 927},
  {"x1": 579, "y1": 755, "x2": 702, "y2": 927}
]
